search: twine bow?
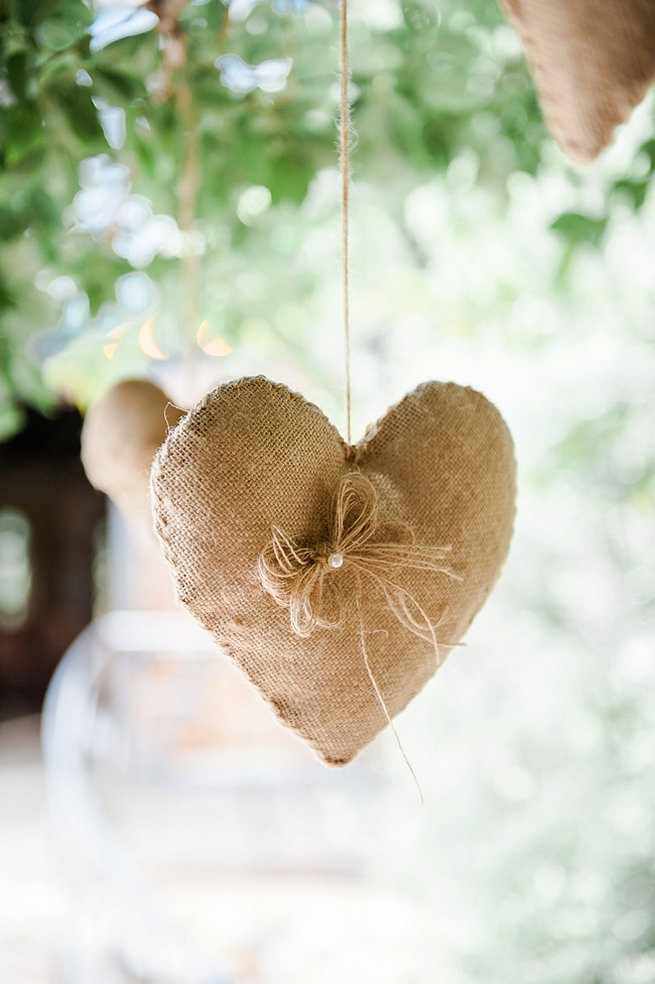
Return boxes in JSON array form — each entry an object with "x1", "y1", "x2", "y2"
[{"x1": 257, "y1": 471, "x2": 457, "y2": 651}]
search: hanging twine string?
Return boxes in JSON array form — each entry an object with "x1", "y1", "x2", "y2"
[
  {"x1": 261, "y1": 2, "x2": 458, "y2": 797},
  {"x1": 171, "y1": 30, "x2": 200, "y2": 402},
  {"x1": 339, "y1": 0, "x2": 352, "y2": 444},
  {"x1": 257, "y1": 472, "x2": 460, "y2": 798}
]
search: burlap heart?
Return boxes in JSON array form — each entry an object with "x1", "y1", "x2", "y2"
[
  {"x1": 151, "y1": 377, "x2": 516, "y2": 765},
  {"x1": 498, "y1": 0, "x2": 655, "y2": 163}
]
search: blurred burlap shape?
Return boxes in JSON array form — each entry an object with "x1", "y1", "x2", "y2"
[
  {"x1": 151, "y1": 377, "x2": 515, "y2": 765},
  {"x1": 82, "y1": 379, "x2": 184, "y2": 525},
  {"x1": 498, "y1": 0, "x2": 655, "y2": 163}
]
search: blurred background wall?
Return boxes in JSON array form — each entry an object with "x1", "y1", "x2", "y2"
[{"x1": 0, "y1": 409, "x2": 104, "y2": 719}]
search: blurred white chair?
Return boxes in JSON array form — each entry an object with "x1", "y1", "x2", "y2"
[{"x1": 42, "y1": 610, "x2": 381, "y2": 984}]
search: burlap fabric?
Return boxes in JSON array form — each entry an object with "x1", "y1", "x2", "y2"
[
  {"x1": 151, "y1": 377, "x2": 516, "y2": 765},
  {"x1": 81, "y1": 379, "x2": 184, "y2": 524},
  {"x1": 498, "y1": 0, "x2": 655, "y2": 163}
]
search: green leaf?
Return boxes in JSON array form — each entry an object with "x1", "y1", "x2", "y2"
[
  {"x1": 92, "y1": 66, "x2": 145, "y2": 103},
  {"x1": 34, "y1": 0, "x2": 92, "y2": 51},
  {"x1": 12, "y1": 0, "x2": 58, "y2": 29},
  {"x1": 183, "y1": 0, "x2": 228, "y2": 32},
  {"x1": 1, "y1": 102, "x2": 45, "y2": 166},
  {"x1": 48, "y1": 82, "x2": 103, "y2": 141},
  {"x1": 387, "y1": 93, "x2": 432, "y2": 168},
  {"x1": 29, "y1": 186, "x2": 59, "y2": 227},
  {"x1": 267, "y1": 149, "x2": 315, "y2": 204},
  {"x1": 612, "y1": 179, "x2": 649, "y2": 210},
  {"x1": 0, "y1": 272, "x2": 15, "y2": 309},
  {"x1": 551, "y1": 212, "x2": 608, "y2": 248},
  {"x1": 637, "y1": 137, "x2": 655, "y2": 170},
  {"x1": 7, "y1": 50, "x2": 30, "y2": 100},
  {"x1": 0, "y1": 203, "x2": 25, "y2": 241}
]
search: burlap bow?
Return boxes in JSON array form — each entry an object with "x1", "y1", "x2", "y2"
[{"x1": 257, "y1": 471, "x2": 458, "y2": 650}]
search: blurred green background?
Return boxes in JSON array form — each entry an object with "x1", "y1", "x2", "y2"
[{"x1": 3, "y1": 0, "x2": 654, "y2": 431}]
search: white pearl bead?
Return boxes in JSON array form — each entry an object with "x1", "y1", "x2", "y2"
[{"x1": 327, "y1": 552, "x2": 344, "y2": 569}]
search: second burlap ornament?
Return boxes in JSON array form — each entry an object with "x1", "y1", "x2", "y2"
[
  {"x1": 81, "y1": 379, "x2": 184, "y2": 525},
  {"x1": 498, "y1": 0, "x2": 655, "y2": 164},
  {"x1": 151, "y1": 376, "x2": 516, "y2": 765}
]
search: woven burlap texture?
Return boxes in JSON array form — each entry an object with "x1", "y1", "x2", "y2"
[
  {"x1": 82, "y1": 379, "x2": 184, "y2": 524},
  {"x1": 498, "y1": 0, "x2": 655, "y2": 164},
  {"x1": 151, "y1": 376, "x2": 516, "y2": 765}
]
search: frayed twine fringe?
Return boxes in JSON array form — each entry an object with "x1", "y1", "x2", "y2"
[
  {"x1": 257, "y1": 471, "x2": 461, "y2": 798},
  {"x1": 257, "y1": 472, "x2": 459, "y2": 641},
  {"x1": 355, "y1": 578, "x2": 425, "y2": 803}
]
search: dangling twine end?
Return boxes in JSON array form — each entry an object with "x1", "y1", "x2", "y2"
[
  {"x1": 257, "y1": 471, "x2": 458, "y2": 800},
  {"x1": 356, "y1": 586, "x2": 424, "y2": 805}
]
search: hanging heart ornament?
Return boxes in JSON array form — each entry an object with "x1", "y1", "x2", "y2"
[{"x1": 151, "y1": 376, "x2": 516, "y2": 765}]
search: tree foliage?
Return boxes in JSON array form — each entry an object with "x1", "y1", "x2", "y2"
[{"x1": 0, "y1": 0, "x2": 654, "y2": 437}]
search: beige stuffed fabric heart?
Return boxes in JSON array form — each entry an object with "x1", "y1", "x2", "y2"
[
  {"x1": 82, "y1": 379, "x2": 184, "y2": 524},
  {"x1": 151, "y1": 377, "x2": 516, "y2": 765},
  {"x1": 498, "y1": 0, "x2": 655, "y2": 163}
]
